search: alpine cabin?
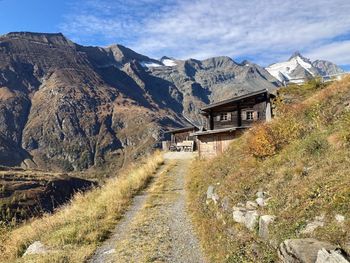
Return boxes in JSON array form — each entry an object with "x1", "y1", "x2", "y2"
[{"x1": 192, "y1": 89, "x2": 275, "y2": 158}]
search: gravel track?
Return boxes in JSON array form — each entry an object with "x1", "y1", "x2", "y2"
[{"x1": 88, "y1": 153, "x2": 206, "y2": 263}]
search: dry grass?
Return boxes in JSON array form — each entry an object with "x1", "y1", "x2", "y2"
[
  {"x1": 186, "y1": 77, "x2": 350, "y2": 262},
  {"x1": 0, "y1": 151, "x2": 164, "y2": 263}
]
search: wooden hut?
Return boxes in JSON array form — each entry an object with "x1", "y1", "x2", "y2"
[{"x1": 192, "y1": 89, "x2": 275, "y2": 158}]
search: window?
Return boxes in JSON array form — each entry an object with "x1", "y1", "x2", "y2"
[
  {"x1": 246, "y1": 111, "x2": 254, "y2": 120},
  {"x1": 220, "y1": 113, "x2": 228, "y2": 121}
]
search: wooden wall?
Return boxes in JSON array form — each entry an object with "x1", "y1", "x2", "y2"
[
  {"x1": 197, "y1": 130, "x2": 243, "y2": 159},
  {"x1": 210, "y1": 101, "x2": 267, "y2": 129}
]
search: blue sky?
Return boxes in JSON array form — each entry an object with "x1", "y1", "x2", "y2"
[{"x1": 1, "y1": 0, "x2": 349, "y2": 70}]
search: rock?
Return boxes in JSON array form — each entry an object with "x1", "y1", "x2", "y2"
[
  {"x1": 212, "y1": 193, "x2": 219, "y2": 204},
  {"x1": 221, "y1": 196, "x2": 230, "y2": 211},
  {"x1": 256, "y1": 191, "x2": 268, "y2": 199},
  {"x1": 335, "y1": 214, "x2": 345, "y2": 224},
  {"x1": 246, "y1": 201, "x2": 258, "y2": 210},
  {"x1": 23, "y1": 241, "x2": 49, "y2": 256},
  {"x1": 206, "y1": 185, "x2": 214, "y2": 199},
  {"x1": 278, "y1": 238, "x2": 337, "y2": 263},
  {"x1": 256, "y1": 197, "x2": 267, "y2": 207},
  {"x1": 233, "y1": 209, "x2": 246, "y2": 224},
  {"x1": 259, "y1": 215, "x2": 276, "y2": 241},
  {"x1": 301, "y1": 215, "x2": 325, "y2": 234},
  {"x1": 245, "y1": 210, "x2": 259, "y2": 231},
  {"x1": 232, "y1": 207, "x2": 258, "y2": 231},
  {"x1": 316, "y1": 248, "x2": 349, "y2": 263}
]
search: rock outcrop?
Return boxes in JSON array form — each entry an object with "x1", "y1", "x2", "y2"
[{"x1": 278, "y1": 239, "x2": 337, "y2": 263}]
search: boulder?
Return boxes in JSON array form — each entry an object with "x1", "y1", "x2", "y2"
[
  {"x1": 233, "y1": 209, "x2": 246, "y2": 224},
  {"x1": 316, "y1": 248, "x2": 349, "y2": 263},
  {"x1": 301, "y1": 215, "x2": 325, "y2": 234},
  {"x1": 246, "y1": 201, "x2": 258, "y2": 210},
  {"x1": 278, "y1": 238, "x2": 337, "y2": 263},
  {"x1": 245, "y1": 210, "x2": 259, "y2": 231},
  {"x1": 23, "y1": 241, "x2": 49, "y2": 256},
  {"x1": 256, "y1": 191, "x2": 268, "y2": 199},
  {"x1": 221, "y1": 196, "x2": 230, "y2": 211},
  {"x1": 206, "y1": 185, "x2": 214, "y2": 199},
  {"x1": 232, "y1": 207, "x2": 258, "y2": 230},
  {"x1": 259, "y1": 215, "x2": 276, "y2": 241},
  {"x1": 256, "y1": 197, "x2": 267, "y2": 207}
]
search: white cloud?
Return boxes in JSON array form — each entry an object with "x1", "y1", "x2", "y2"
[
  {"x1": 306, "y1": 41, "x2": 350, "y2": 65},
  {"x1": 60, "y1": 0, "x2": 350, "y2": 66}
]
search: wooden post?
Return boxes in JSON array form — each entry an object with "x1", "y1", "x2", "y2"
[
  {"x1": 237, "y1": 103, "x2": 242, "y2": 127},
  {"x1": 209, "y1": 111, "x2": 214, "y2": 130}
]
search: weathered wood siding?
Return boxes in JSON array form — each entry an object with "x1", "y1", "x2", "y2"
[
  {"x1": 197, "y1": 131, "x2": 242, "y2": 158},
  {"x1": 205, "y1": 100, "x2": 269, "y2": 130}
]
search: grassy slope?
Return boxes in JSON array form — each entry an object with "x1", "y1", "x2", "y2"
[
  {"x1": 186, "y1": 77, "x2": 350, "y2": 262},
  {"x1": 0, "y1": 151, "x2": 164, "y2": 263}
]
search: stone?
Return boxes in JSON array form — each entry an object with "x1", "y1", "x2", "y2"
[
  {"x1": 206, "y1": 185, "x2": 214, "y2": 199},
  {"x1": 212, "y1": 193, "x2": 219, "y2": 204},
  {"x1": 301, "y1": 215, "x2": 325, "y2": 234},
  {"x1": 245, "y1": 210, "x2": 259, "y2": 231},
  {"x1": 278, "y1": 238, "x2": 337, "y2": 263},
  {"x1": 256, "y1": 197, "x2": 267, "y2": 207},
  {"x1": 335, "y1": 214, "x2": 345, "y2": 224},
  {"x1": 259, "y1": 215, "x2": 276, "y2": 241},
  {"x1": 316, "y1": 248, "x2": 349, "y2": 263},
  {"x1": 256, "y1": 191, "x2": 267, "y2": 199},
  {"x1": 246, "y1": 201, "x2": 258, "y2": 210},
  {"x1": 233, "y1": 210, "x2": 246, "y2": 224},
  {"x1": 23, "y1": 241, "x2": 49, "y2": 256},
  {"x1": 221, "y1": 196, "x2": 230, "y2": 211}
]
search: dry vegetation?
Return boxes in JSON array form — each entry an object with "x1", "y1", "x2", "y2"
[
  {"x1": 0, "y1": 151, "x2": 164, "y2": 263},
  {"x1": 186, "y1": 77, "x2": 350, "y2": 262}
]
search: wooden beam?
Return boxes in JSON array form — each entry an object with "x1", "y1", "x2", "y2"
[{"x1": 237, "y1": 103, "x2": 242, "y2": 127}]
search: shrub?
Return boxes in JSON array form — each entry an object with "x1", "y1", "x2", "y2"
[{"x1": 248, "y1": 124, "x2": 276, "y2": 158}]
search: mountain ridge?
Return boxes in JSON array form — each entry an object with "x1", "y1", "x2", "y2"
[
  {"x1": 266, "y1": 51, "x2": 344, "y2": 83},
  {"x1": 0, "y1": 32, "x2": 343, "y2": 171}
]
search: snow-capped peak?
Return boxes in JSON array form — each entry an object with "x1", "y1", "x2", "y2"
[{"x1": 266, "y1": 52, "x2": 314, "y2": 82}]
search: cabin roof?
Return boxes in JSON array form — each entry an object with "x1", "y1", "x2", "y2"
[
  {"x1": 201, "y1": 89, "x2": 274, "y2": 112},
  {"x1": 165, "y1": 126, "x2": 197, "y2": 134}
]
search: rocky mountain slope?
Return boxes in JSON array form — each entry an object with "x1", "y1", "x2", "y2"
[
  {"x1": 0, "y1": 32, "x2": 281, "y2": 171},
  {"x1": 266, "y1": 52, "x2": 344, "y2": 83}
]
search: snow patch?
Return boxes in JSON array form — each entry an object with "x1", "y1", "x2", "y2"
[
  {"x1": 162, "y1": 59, "x2": 177, "y2": 67},
  {"x1": 140, "y1": 61, "x2": 162, "y2": 68}
]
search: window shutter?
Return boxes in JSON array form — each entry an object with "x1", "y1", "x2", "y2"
[
  {"x1": 241, "y1": 111, "x2": 247, "y2": 120},
  {"x1": 253, "y1": 111, "x2": 258, "y2": 120},
  {"x1": 216, "y1": 115, "x2": 221, "y2": 121},
  {"x1": 227, "y1": 112, "x2": 231, "y2": 121}
]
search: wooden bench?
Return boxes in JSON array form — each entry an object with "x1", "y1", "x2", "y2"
[{"x1": 175, "y1": 140, "x2": 194, "y2": 152}]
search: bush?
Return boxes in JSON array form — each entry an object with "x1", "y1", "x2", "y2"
[
  {"x1": 248, "y1": 113, "x2": 304, "y2": 158},
  {"x1": 248, "y1": 124, "x2": 276, "y2": 158}
]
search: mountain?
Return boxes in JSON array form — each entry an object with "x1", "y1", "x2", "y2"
[
  {"x1": 266, "y1": 51, "x2": 344, "y2": 83},
  {"x1": 0, "y1": 32, "x2": 280, "y2": 171},
  {"x1": 147, "y1": 56, "x2": 280, "y2": 124}
]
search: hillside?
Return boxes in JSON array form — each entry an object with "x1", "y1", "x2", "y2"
[
  {"x1": 186, "y1": 77, "x2": 350, "y2": 262},
  {"x1": 0, "y1": 32, "x2": 281, "y2": 172},
  {"x1": 0, "y1": 167, "x2": 94, "y2": 223},
  {"x1": 0, "y1": 151, "x2": 164, "y2": 262}
]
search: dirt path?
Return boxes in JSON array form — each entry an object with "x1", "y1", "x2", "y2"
[{"x1": 88, "y1": 153, "x2": 206, "y2": 263}]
